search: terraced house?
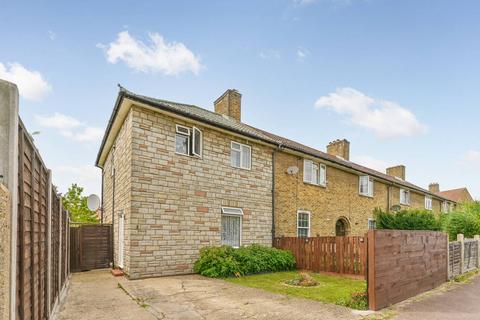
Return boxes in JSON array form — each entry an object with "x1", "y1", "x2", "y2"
[{"x1": 96, "y1": 87, "x2": 456, "y2": 278}]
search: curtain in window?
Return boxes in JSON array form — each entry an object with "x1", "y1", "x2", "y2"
[{"x1": 221, "y1": 215, "x2": 241, "y2": 247}]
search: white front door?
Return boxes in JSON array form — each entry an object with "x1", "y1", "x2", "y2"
[{"x1": 118, "y1": 211, "x2": 125, "y2": 269}]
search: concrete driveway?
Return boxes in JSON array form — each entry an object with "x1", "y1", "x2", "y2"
[
  {"x1": 393, "y1": 274, "x2": 480, "y2": 320},
  {"x1": 118, "y1": 273, "x2": 362, "y2": 320}
]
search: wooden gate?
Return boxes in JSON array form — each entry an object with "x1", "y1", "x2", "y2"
[{"x1": 70, "y1": 224, "x2": 112, "y2": 272}]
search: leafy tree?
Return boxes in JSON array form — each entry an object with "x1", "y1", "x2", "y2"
[{"x1": 62, "y1": 183, "x2": 99, "y2": 224}]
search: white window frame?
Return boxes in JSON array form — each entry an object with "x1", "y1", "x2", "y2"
[
  {"x1": 230, "y1": 141, "x2": 251, "y2": 170},
  {"x1": 368, "y1": 218, "x2": 376, "y2": 230},
  {"x1": 400, "y1": 189, "x2": 411, "y2": 205},
  {"x1": 192, "y1": 126, "x2": 203, "y2": 157},
  {"x1": 303, "y1": 159, "x2": 326, "y2": 187},
  {"x1": 359, "y1": 175, "x2": 374, "y2": 197},
  {"x1": 425, "y1": 196, "x2": 433, "y2": 210},
  {"x1": 221, "y1": 207, "x2": 243, "y2": 248},
  {"x1": 175, "y1": 124, "x2": 190, "y2": 156},
  {"x1": 442, "y1": 201, "x2": 450, "y2": 213},
  {"x1": 297, "y1": 210, "x2": 311, "y2": 237}
]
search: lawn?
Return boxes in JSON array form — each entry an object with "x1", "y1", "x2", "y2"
[{"x1": 225, "y1": 271, "x2": 367, "y2": 309}]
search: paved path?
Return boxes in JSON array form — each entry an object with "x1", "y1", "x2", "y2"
[
  {"x1": 394, "y1": 274, "x2": 480, "y2": 320},
  {"x1": 119, "y1": 274, "x2": 362, "y2": 320},
  {"x1": 56, "y1": 269, "x2": 155, "y2": 320}
]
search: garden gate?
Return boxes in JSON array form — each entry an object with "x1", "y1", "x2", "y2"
[{"x1": 70, "y1": 224, "x2": 112, "y2": 272}]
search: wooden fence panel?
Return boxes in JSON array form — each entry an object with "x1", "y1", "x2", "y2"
[
  {"x1": 70, "y1": 225, "x2": 112, "y2": 272},
  {"x1": 16, "y1": 119, "x2": 70, "y2": 320},
  {"x1": 273, "y1": 236, "x2": 366, "y2": 277}
]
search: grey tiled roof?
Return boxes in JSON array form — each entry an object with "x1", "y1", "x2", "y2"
[{"x1": 97, "y1": 87, "x2": 452, "y2": 201}]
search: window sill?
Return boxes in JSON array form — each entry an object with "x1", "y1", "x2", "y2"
[
  {"x1": 359, "y1": 193, "x2": 374, "y2": 198},
  {"x1": 231, "y1": 164, "x2": 251, "y2": 171},
  {"x1": 175, "y1": 151, "x2": 202, "y2": 159},
  {"x1": 400, "y1": 203, "x2": 410, "y2": 206},
  {"x1": 303, "y1": 181, "x2": 326, "y2": 188}
]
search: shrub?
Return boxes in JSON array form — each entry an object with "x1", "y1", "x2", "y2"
[
  {"x1": 194, "y1": 244, "x2": 295, "y2": 278},
  {"x1": 374, "y1": 208, "x2": 441, "y2": 231},
  {"x1": 443, "y1": 212, "x2": 480, "y2": 240},
  {"x1": 341, "y1": 292, "x2": 368, "y2": 310}
]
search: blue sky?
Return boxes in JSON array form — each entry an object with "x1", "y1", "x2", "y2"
[{"x1": 1, "y1": 0, "x2": 478, "y2": 199}]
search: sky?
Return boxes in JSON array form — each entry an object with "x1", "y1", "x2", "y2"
[{"x1": 1, "y1": 0, "x2": 479, "y2": 200}]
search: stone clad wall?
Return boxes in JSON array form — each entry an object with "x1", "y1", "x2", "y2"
[
  {"x1": 0, "y1": 184, "x2": 11, "y2": 320},
  {"x1": 127, "y1": 107, "x2": 273, "y2": 278},
  {"x1": 274, "y1": 152, "x2": 444, "y2": 237}
]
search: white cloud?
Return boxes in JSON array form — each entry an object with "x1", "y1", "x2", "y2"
[
  {"x1": 462, "y1": 150, "x2": 480, "y2": 168},
  {"x1": 351, "y1": 155, "x2": 391, "y2": 173},
  {"x1": 0, "y1": 62, "x2": 52, "y2": 101},
  {"x1": 315, "y1": 87, "x2": 427, "y2": 138},
  {"x1": 296, "y1": 47, "x2": 309, "y2": 61},
  {"x1": 259, "y1": 50, "x2": 280, "y2": 60},
  {"x1": 54, "y1": 165, "x2": 101, "y2": 196},
  {"x1": 35, "y1": 112, "x2": 103, "y2": 143},
  {"x1": 98, "y1": 31, "x2": 203, "y2": 75},
  {"x1": 48, "y1": 30, "x2": 57, "y2": 40}
]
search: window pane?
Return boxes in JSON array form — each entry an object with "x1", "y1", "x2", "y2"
[
  {"x1": 193, "y1": 127, "x2": 201, "y2": 156},
  {"x1": 320, "y1": 165, "x2": 326, "y2": 185},
  {"x1": 359, "y1": 176, "x2": 368, "y2": 194},
  {"x1": 221, "y1": 215, "x2": 241, "y2": 247},
  {"x1": 175, "y1": 134, "x2": 189, "y2": 154},
  {"x1": 304, "y1": 160, "x2": 312, "y2": 183},
  {"x1": 231, "y1": 149, "x2": 241, "y2": 167},
  {"x1": 298, "y1": 228, "x2": 308, "y2": 237},
  {"x1": 231, "y1": 142, "x2": 241, "y2": 151},
  {"x1": 241, "y1": 145, "x2": 251, "y2": 168},
  {"x1": 312, "y1": 163, "x2": 319, "y2": 185}
]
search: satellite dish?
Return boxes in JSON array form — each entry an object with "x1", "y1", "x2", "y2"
[
  {"x1": 286, "y1": 166, "x2": 299, "y2": 175},
  {"x1": 87, "y1": 194, "x2": 101, "y2": 211}
]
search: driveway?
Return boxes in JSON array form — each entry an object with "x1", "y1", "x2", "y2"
[
  {"x1": 393, "y1": 274, "x2": 480, "y2": 320},
  {"x1": 118, "y1": 273, "x2": 362, "y2": 320}
]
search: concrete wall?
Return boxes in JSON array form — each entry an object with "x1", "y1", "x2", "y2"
[
  {"x1": 0, "y1": 184, "x2": 10, "y2": 320},
  {"x1": 126, "y1": 106, "x2": 273, "y2": 278},
  {"x1": 367, "y1": 230, "x2": 448, "y2": 310},
  {"x1": 274, "y1": 151, "x2": 444, "y2": 237}
]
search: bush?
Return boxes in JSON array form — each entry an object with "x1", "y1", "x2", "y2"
[
  {"x1": 443, "y1": 212, "x2": 480, "y2": 240},
  {"x1": 194, "y1": 244, "x2": 296, "y2": 278},
  {"x1": 374, "y1": 208, "x2": 441, "y2": 231}
]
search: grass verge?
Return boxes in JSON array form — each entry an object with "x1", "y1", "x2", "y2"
[{"x1": 225, "y1": 271, "x2": 367, "y2": 309}]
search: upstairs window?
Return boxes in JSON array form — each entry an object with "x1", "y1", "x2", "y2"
[
  {"x1": 425, "y1": 196, "x2": 433, "y2": 210},
  {"x1": 297, "y1": 211, "x2": 310, "y2": 237},
  {"x1": 400, "y1": 189, "x2": 411, "y2": 205},
  {"x1": 303, "y1": 160, "x2": 326, "y2": 186},
  {"x1": 359, "y1": 175, "x2": 374, "y2": 197},
  {"x1": 231, "y1": 141, "x2": 251, "y2": 170},
  {"x1": 175, "y1": 125, "x2": 202, "y2": 157}
]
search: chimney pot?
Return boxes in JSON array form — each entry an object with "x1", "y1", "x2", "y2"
[
  {"x1": 214, "y1": 89, "x2": 242, "y2": 121},
  {"x1": 386, "y1": 165, "x2": 406, "y2": 180},
  {"x1": 326, "y1": 139, "x2": 350, "y2": 161}
]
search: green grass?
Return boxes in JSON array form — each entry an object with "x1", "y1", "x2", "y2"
[{"x1": 225, "y1": 271, "x2": 367, "y2": 309}]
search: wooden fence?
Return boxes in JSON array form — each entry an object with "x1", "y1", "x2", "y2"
[
  {"x1": 449, "y1": 234, "x2": 480, "y2": 279},
  {"x1": 70, "y1": 225, "x2": 112, "y2": 272},
  {"x1": 16, "y1": 120, "x2": 70, "y2": 320},
  {"x1": 273, "y1": 236, "x2": 367, "y2": 277}
]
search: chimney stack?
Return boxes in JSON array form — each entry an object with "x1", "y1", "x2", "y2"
[
  {"x1": 326, "y1": 139, "x2": 350, "y2": 161},
  {"x1": 429, "y1": 183, "x2": 440, "y2": 193},
  {"x1": 386, "y1": 165, "x2": 406, "y2": 180},
  {"x1": 214, "y1": 89, "x2": 242, "y2": 122}
]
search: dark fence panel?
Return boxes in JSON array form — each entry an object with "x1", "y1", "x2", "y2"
[
  {"x1": 367, "y1": 230, "x2": 448, "y2": 311},
  {"x1": 70, "y1": 225, "x2": 112, "y2": 272},
  {"x1": 16, "y1": 120, "x2": 70, "y2": 320},
  {"x1": 274, "y1": 236, "x2": 367, "y2": 277}
]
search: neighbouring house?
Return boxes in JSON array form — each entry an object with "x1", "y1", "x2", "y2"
[
  {"x1": 96, "y1": 86, "x2": 456, "y2": 278},
  {"x1": 429, "y1": 183, "x2": 475, "y2": 205}
]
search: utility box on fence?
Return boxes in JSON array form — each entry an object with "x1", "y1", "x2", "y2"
[{"x1": 367, "y1": 230, "x2": 448, "y2": 311}]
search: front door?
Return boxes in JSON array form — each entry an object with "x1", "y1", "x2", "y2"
[{"x1": 118, "y1": 211, "x2": 125, "y2": 269}]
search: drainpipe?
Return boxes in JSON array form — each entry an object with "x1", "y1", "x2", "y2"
[
  {"x1": 101, "y1": 172, "x2": 104, "y2": 224},
  {"x1": 271, "y1": 150, "x2": 276, "y2": 245}
]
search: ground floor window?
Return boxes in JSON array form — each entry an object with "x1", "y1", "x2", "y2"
[
  {"x1": 368, "y1": 218, "x2": 376, "y2": 230},
  {"x1": 297, "y1": 211, "x2": 310, "y2": 237},
  {"x1": 221, "y1": 207, "x2": 243, "y2": 247}
]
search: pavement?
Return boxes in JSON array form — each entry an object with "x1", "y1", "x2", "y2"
[
  {"x1": 55, "y1": 269, "x2": 155, "y2": 320},
  {"x1": 392, "y1": 274, "x2": 480, "y2": 320},
  {"x1": 57, "y1": 269, "x2": 363, "y2": 320}
]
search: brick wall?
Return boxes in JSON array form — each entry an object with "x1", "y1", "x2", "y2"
[
  {"x1": 274, "y1": 152, "x2": 443, "y2": 237},
  {"x1": 0, "y1": 184, "x2": 11, "y2": 320},
  {"x1": 105, "y1": 106, "x2": 274, "y2": 279},
  {"x1": 367, "y1": 230, "x2": 448, "y2": 310}
]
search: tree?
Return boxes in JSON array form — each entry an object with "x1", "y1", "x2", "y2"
[{"x1": 62, "y1": 183, "x2": 99, "y2": 224}]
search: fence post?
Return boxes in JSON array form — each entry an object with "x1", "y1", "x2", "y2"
[
  {"x1": 474, "y1": 235, "x2": 480, "y2": 269},
  {"x1": 46, "y1": 172, "x2": 52, "y2": 317},
  {"x1": 0, "y1": 79, "x2": 19, "y2": 320},
  {"x1": 446, "y1": 234, "x2": 450, "y2": 280},
  {"x1": 457, "y1": 234, "x2": 465, "y2": 274}
]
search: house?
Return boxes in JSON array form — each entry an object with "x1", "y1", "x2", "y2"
[
  {"x1": 429, "y1": 183, "x2": 474, "y2": 205},
  {"x1": 96, "y1": 87, "x2": 455, "y2": 278}
]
